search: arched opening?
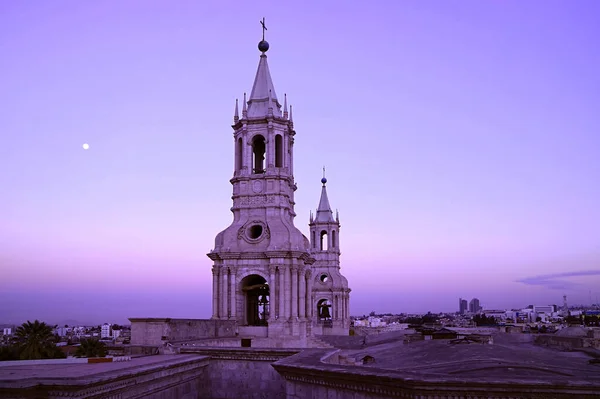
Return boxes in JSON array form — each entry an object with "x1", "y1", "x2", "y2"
[
  {"x1": 331, "y1": 230, "x2": 336, "y2": 248},
  {"x1": 252, "y1": 135, "x2": 266, "y2": 174},
  {"x1": 241, "y1": 275, "x2": 269, "y2": 326},
  {"x1": 320, "y1": 230, "x2": 328, "y2": 251},
  {"x1": 317, "y1": 299, "x2": 332, "y2": 327},
  {"x1": 275, "y1": 134, "x2": 283, "y2": 167},
  {"x1": 235, "y1": 138, "x2": 243, "y2": 172},
  {"x1": 312, "y1": 231, "x2": 316, "y2": 248}
]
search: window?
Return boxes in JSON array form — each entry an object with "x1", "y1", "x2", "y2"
[
  {"x1": 235, "y1": 138, "x2": 243, "y2": 171},
  {"x1": 275, "y1": 134, "x2": 283, "y2": 167},
  {"x1": 252, "y1": 135, "x2": 266, "y2": 174},
  {"x1": 320, "y1": 231, "x2": 328, "y2": 251}
]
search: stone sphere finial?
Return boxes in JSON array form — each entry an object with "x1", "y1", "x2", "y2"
[
  {"x1": 321, "y1": 177, "x2": 327, "y2": 185},
  {"x1": 258, "y1": 40, "x2": 269, "y2": 52}
]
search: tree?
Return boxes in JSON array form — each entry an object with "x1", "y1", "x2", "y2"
[
  {"x1": 0, "y1": 346, "x2": 18, "y2": 361},
  {"x1": 422, "y1": 312, "x2": 439, "y2": 324},
  {"x1": 473, "y1": 314, "x2": 497, "y2": 326},
  {"x1": 75, "y1": 339, "x2": 106, "y2": 358},
  {"x1": 14, "y1": 320, "x2": 65, "y2": 360}
]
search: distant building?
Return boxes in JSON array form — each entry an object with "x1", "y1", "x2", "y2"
[
  {"x1": 459, "y1": 298, "x2": 468, "y2": 314},
  {"x1": 2, "y1": 328, "x2": 11, "y2": 336},
  {"x1": 469, "y1": 298, "x2": 481, "y2": 314},
  {"x1": 101, "y1": 323, "x2": 112, "y2": 338},
  {"x1": 483, "y1": 310, "x2": 506, "y2": 321},
  {"x1": 367, "y1": 317, "x2": 386, "y2": 328},
  {"x1": 534, "y1": 305, "x2": 554, "y2": 315},
  {"x1": 54, "y1": 327, "x2": 72, "y2": 337},
  {"x1": 112, "y1": 329, "x2": 122, "y2": 339}
]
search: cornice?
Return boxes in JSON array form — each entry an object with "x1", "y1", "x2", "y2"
[{"x1": 180, "y1": 348, "x2": 299, "y2": 363}]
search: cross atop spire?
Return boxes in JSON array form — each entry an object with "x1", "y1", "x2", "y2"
[{"x1": 260, "y1": 18, "x2": 267, "y2": 41}]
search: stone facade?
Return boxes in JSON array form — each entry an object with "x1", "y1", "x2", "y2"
[
  {"x1": 206, "y1": 36, "x2": 350, "y2": 344},
  {"x1": 309, "y1": 179, "x2": 350, "y2": 336}
]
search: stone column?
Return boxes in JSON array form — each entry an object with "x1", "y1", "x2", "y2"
[
  {"x1": 229, "y1": 269, "x2": 236, "y2": 320},
  {"x1": 212, "y1": 267, "x2": 219, "y2": 318},
  {"x1": 305, "y1": 270, "x2": 313, "y2": 320},
  {"x1": 334, "y1": 295, "x2": 339, "y2": 319},
  {"x1": 269, "y1": 265, "x2": 277, "y2": 321},
  {"x1": 220, "y1": 267, "x2": 228, "y2": 319},
  {"x1": 345, "y1": 292, "x2": 350, "y2": 326},
  {"x1": 298, "y1": 267, "x2": 306, "y2": 319},
  {"x1": 267, "y1": 130, "x2": 274, "y2": 168},
  {"x1": 291, "y1": 265, "x2": 299, "y2": 319},
  {"x1": 246, "y1": 141, "x2": 253, "y2": 174},
  {"x1": 284, "y1": 265, "x2": 291, "y2": 319},
  {"x1": 278, "y1": 266, "x2": 285, "y2": 320}
]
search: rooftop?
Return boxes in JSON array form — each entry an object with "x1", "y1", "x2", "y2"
[
  {"x1": 327, "y1": 333, "x2": 600, "y2": 384},
  {"x1": 0, "y1": 355, "x2": 206, "y2": 389}
]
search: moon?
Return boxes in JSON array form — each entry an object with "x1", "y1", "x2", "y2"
[{"x1": 82, "y1": 143, "x2": 90, "y2": 150}]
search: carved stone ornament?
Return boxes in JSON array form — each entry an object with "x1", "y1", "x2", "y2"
[
  {"x1": 238, "y1": 220, "x2": 270, "y2": 243},
  {"x1": 252, "y1": 180, "x2": 263, "y2": 193}
]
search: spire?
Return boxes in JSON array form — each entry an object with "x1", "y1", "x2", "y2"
[
  {"x1": 283, "y1": 93, "x2": 288, "y2": 120},
  {"x1": 289, "y1": 104, "x2": 293, "y2": 125},
  {"x1": 234, "y1": 98, "x2": 239, "y2": 123},
  {"x1": 315, "y1": 170, "x2": 335, "y2": 223},
  {"x1": 242, "y1": 92, "x2": 247, "y2": 118},
  {"x1": 247, "y1": 23, "x2": 282, "y2": 118}
]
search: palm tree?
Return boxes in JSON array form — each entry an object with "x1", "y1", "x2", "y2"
[
  {"x1": 14, "y1": 320, "x2": 59, "y2": 360},
  {"x1": 75, "y1": 339, "x2": 106, "y2": 358}
]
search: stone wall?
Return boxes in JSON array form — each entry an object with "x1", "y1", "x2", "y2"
[
  {"x1": 129, "y1": 318, "x2": 237, "y2": 346},
  {"x1": 536, "y1": 334, "x2": 600, "y2": 350},
  {"x1": 0, "y1": 355, "x2": 209, "y2": 399},
  {"x1": 273, "y1": 349, "x2": 600, "y2": 399},
  {"x1": 181, "y1": 348, "x2": 297, "y2": 399}
]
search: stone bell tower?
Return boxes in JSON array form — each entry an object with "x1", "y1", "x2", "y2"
[
  {"x1": 207, "y1": 27, "x2": 316, "y2": 345},
  {"x1": 309, "y1": 174, "x2": 351, "y2": 335}
]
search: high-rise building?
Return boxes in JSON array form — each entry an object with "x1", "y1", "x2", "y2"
[
  {"x1": 459, "y1": 298, "x2": 468, "y2": 314},
  {"x1": 101, "y1": 323, "x2": 111, "y2": 338},
  {"x1": 469, "y1": 298, "x2": 481, "y2": 314}
]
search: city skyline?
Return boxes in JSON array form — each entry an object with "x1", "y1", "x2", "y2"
[{"x1": 1, "y1": 1, "x2": 600, "y2": 325}]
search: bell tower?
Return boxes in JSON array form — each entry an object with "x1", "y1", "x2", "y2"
[
  {"x1": 207, "y1": 23, "x2": 315, "y2": 345},
  {"x1": 309, "y1": 174, "x2": 351, "y2": 335}
]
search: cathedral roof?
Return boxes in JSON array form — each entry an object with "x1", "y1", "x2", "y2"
[
  {"x1": 247, "y1": 53, "x2": 282, "y2": 118},
  {"x1": 315, "y1": 178, "x2": 335, "y2": 223}
]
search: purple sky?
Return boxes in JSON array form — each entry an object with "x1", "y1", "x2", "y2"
[{"x1": 1, "y1": 1, "x2": 599, "y2": 325}]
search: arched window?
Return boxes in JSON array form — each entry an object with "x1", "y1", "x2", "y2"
[
  {"x1": 320, "y1": 230, "x2": 328, "y2": 251},
  {"x1": 241, "y1": 274, "x2": 269, "y2": 326},
  {"x1": 252, "y1": 135, "x2": 266, "y2": 174},
  {"x1": 317, "y1": 299, "x2": 332, "y2": 324},
  {"x1": 235, "y1": 138, "x2": 243, "y2": 172},
  {"x1": 331, "y1": 230, "x2": 336, "y2": 248},
  {"x1": 312, "y1": 231, "x2": 316, "y2": 248},
  {"x1": 275, "y1": 134, "x2": 283, "y2": 167}
]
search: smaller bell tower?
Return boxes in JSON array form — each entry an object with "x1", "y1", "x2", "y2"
[{"x1": 309, "y1": 173, "x2": 350, "y2": 335}]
